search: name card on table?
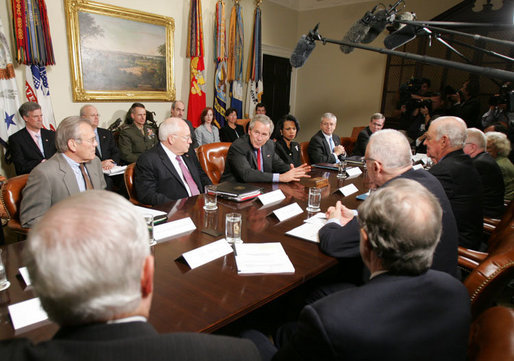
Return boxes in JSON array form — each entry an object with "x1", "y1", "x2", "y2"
[
  {"x1": 258, "y1": 189, "x2": 286, "y2": 206},
  {"x1": 8, "y1": 298, "x2": 50, "y2": 334},
  {"x1": 181, "y1": 239, "x2": 234, "y2": 269},
  {"x1": 339, "y1": 183, "x2": 359, "y2": 197},
  {"x1": 235, "y1": 243, "x2": 295, "y2": 274},
  {"x1": 154, "y1": 217, "x2": 196, "y2": 242},
  {"x1": 413, "y1": 163, "x2": 423, "y2": 170},
  {"x1": 18, "y1": 267, "x2": 31, "y2": 286},
  {"x1": 272, "y1": 203, "x2": 303, "y2": 222},
  {"x1": 346, "y1": 167, "x2": 362, "y2": 178}
]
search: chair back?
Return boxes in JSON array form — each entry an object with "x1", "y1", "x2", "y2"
[
  {"x1": 340, "y1": 126, "x2": 366, "y2": 155},
  {"x1": 464, "y1": 235, "x2": 514, "y2": 319},
  {"x1": 0, "y1": 174, "x2": 30, "y2": 234},
  {"x1": 124, "y1": 163, "x2": 146, "y2": 206},
  {"x1": 197, "y1": 142, "x2": 231, "y2": 184},
  {"x1": 299, "y1": 141, "x2": 310, "y2": 165},
  {"x1": 236, "y1": 119, "x2": 251, "y2": 133},
  {"x1": 487, "y1": 200, "x2": 514, "y2": 252}
]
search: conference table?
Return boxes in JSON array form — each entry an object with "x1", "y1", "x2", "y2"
[{"x1": 0, "y1": 166, "x2": 369, "y2": 342}]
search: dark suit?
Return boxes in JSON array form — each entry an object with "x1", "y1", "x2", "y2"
[
  {"x1": 183, "y1": 119, "x2": 199, "y2": 149},
  {"x1": 275, "y1": 138, "x2": 301, "y2": 167},
  {"x1": 220, "y1": 135, "x2": 290, "y2": 183},
  {"x1": 319, "y1": 168, "x2": 459, "y2": 277},
  {"x1": 352, "y1": 126, "x2": 372, "y2": 156},
  {"x1": 273, "y1": 271, "x2": 470, "y2": 361},
  {"x1": 134, "y1": 144, "x2": 211, "y2": 206},
  {"x1": 0, "y1": 321, "x2": 261, "y2": 361},
  {"x1": 307, "y1": 130, "x2": 342, "y2": 164},
  {"x1": 8, "y1": 128, "x2": 56, "y2": 175},
  {"x1": 429, "y1": 149, "x2": 483, "y2": 250},
  {"x1": 95, "y1": 127, "x2": 121, "y2": 190},
  {"x1": 472, "y1": 151, "x2": 505, "y2": 218}
]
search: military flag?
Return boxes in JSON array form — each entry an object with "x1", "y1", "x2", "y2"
[
  {"x1": 244, "y1": 3, "x2": 263, "y2": 119},
  {"x1": 25, "y1": 64, "x2": 56, "y2": 130},
  {"x1": 213, "y1": 0, "x2": 227, "y2": 128},
  {"x1": 187, "y1": 0, "x2": 206, "y2": 127},
  {"x1": 227, "y1": 1, "x2": 244, "y2": 118}
]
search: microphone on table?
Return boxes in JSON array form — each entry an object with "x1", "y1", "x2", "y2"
[{"x1": 290, "y1": 23, "x2": 321, "y2": 68}]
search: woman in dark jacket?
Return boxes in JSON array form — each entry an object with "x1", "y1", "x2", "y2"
[
  {"x1": 275, "y1": 114, "x2": 302, "y2": 167},
  {"x1": 219, "y1": 108, "x2": 245, "y2": 143}
]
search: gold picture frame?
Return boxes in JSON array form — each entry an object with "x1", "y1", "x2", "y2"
[{"x1": 64, "y1": 0, "x2": 175, "y2": 101}]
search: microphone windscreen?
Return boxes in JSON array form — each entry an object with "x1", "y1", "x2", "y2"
[
  {"x1": 340, "y1": 19, "x2": 371, "y2": 54},
  {"x1": 362, "y1": 10, "x2": 388, "y2": 44},
  {"x1": 384, "y1": 24, "x2": 417, "y2": 50},
  {"x1": 290, "y1": 35, "x2": 316, "y2": 68}
]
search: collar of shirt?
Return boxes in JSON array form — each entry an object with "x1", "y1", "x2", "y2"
[
  {"x1": 322, "y1": 132, "x2": 333, "y2": 145},
  {"x1": 160, "y1": 143, "x2": 192, "y2": 196},
  {"x1": 62, "y1": 153, "x2": 88, "y2": 192},
  {"x1": 26, "y1": 127, "x2": 42, "y2": 145},
  {"x1": 107, "y1": 315, "x2": 147, "y2": 324}
]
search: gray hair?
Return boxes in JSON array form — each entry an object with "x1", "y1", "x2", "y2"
[
  {"x1": 19, "y1": 102, "x2": 41, "y2": 118},
  {"x1": 320, "y1": 112, "x2": 337, "y2": 123},
  {"x1": 171, "y1": 100, "x2": 184, "y2": 110},
  {"x1": 55, "y1": 116, "x2": 92, "y2": 153},
  {"x1": 431, "y1": 116, "x2": 467, "y2": 148},
  {"x1": 370, "y1": 113, "x2": 385, "y2": 121},
  {"x1": 357, "y1": 178, "x2": 442, "y2": 275},
  {"x1": 79, "y1": 104, "x2": 95, "y2": 117},
  {"x1": 367, "y1": 129, "x2": 412, "y2": 169},
  {"x1": 486, "y1": 131, "x2": 511, "y2": 157},
  {"x1": 249, "y1": 114, "x2": 274, "y2": 135},
  {"x1": 466, "y1": 128, "x2": 486, "y2": 149},
  {"x1": 158, "y1": 117, "x2": 186, "y2": 142},
  {"x1": 24, "y1": 191, "x2": 149, "y2": 325}
]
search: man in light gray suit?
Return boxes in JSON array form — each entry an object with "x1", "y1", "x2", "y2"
[{"x1": 20, "y1": 116, "x2": 106, "y2": 228}]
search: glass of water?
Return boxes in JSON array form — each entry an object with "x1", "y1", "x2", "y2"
[
  {"x1": 144, "y1": 214, "x2": 157, "y2": 246},
  {"x1": 203, "y1": 185, "x2": 218, "y2": 211},
  {"x1": 0, "y1": 249, "x2": 10, "y2": 291},
  {"x1": 225, "y1": 213, "x2": 242, "y2": 244},
  {"x1": 337, "y1": 160, "x2": 347, "y2": 179},
  {"x1": 307, "y1": 187, "x2": 322, "y2": 212}
]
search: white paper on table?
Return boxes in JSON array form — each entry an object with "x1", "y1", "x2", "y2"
[
  {"x1": 8, "y1": 298, "x2": 50, "y2": 333},
  {"x1": 346, "y1": 167, "x2": 362, "y2": 177},
  {"x1": 154, "y1": 217, "x2": 196, "y2": 241},
  {"x1": 181, "y1": 239, "x2": 233, "y2": 269},
  {"x1": 235, "y1": 243, "x2": 295, "y2": 274},
  {"x1": 286, "y1": 222, "x2": 325, "y2": 243},
  {"x1": 339, "y1": 183, "x2": 358, "y2": 196},
  {"x1": 258, "y1": 189, "x2": 286, "y2": 206},
  {"x1": 304, "y1": 212, "x2": 327, "y2": 225},
  {"x1": 18, "y1": 267, "x2": 31, "y2": 286},
  {"x1": 413, "y1": 163, "x2": 423, "y2": 170},
  {"x1": 273, "y1": 203, "x2": 303, "y2": 222},
  {"x1": 102, "y1": 165, "x2": 127, "y2": 176},
  {"x1": 133, "y1": 206, "x2": 167, "y2": 218}
]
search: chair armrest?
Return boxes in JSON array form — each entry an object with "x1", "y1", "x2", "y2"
[
  {"x1": 458, "y1": 255, "x2": 480, "y2": 270},
  {"x1": 458, "y1": 246, "x2": 488, "y2": 263}
]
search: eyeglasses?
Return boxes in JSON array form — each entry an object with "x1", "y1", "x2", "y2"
[
  {"x1": 76, "y1": 136, "x2": 97, "y2": 145},
  {"x1": 173, "y1": 134, "x2": 192, "y2": 141}
]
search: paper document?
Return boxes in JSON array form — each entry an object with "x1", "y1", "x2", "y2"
[
  {"x1": 286, "y1": 222, "x2": 324, "y2": 243},
  {"x1": 102, "y1": 165, "x2": 127, "y2": 176},
  {"x1": 154, "y1": 217, "x2": 196, "y2": 241},
  {"x1": 8, "y1": 298, "x2": 50, "y2": 333},
  {"x1": 235, "y1": 243, "x2": 295, "y2": 274}
]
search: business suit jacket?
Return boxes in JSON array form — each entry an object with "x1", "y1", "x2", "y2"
[
  {"x1": 472, "y1": 151, "x2": 505, "y2": 218},
  {"x1": 0, "y1": 321, "x2": 261, "y2": 361},
  {"x1": 118, "y1": 123, "x2": 158, "y2": 164},
  {"x1": 429, "y1": 149, "x2": 483, "y2": 250},
  {"x1": 20, "y1": 153, "x2": 106, "y2": 228},
  {"x1": 273, "y1": 271, "x2": 470, "y2": 361},
  {"x1": 352, "y1": 126, "x2": 372, "y2": 156},
  {"x1": 8, "y1": 127, "x2": 56, "y2": 175},
  {"x1": 134, "y1": 144, "x2": 211, "y2": 206},
  {"x1": 319, "y1": 168, "x2": 459, "y2": 277},
  {"x1": 307, "y1": 130, "x2": 341, "y2": 164},
  {"x1": 95, "y1": 127, "x2": 120, "y2": 164},
  {"x1": 275, "y1": 138, "x2": 301, "y2": 168},
  {"x1": 220, "y1": 135, "x2": 290, "y2": 183},
  {"x1": 183, "y1": 118, "x2": 199, "y2": 149}
]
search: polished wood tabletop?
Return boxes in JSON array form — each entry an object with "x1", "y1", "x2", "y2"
[{"x1": 0, "y1": 167, "x2": 369, "y2": 342}]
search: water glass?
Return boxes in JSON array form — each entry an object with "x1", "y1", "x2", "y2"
[
  {"x1": 307, "y1": 187, "x2": 322, "y2": 212},
  {"x1": 144, "y1": 214, "x2": 157, "y2": 246},
  {"x1": 0, "y1": 250, "x2": 10, "y2": 291},
  {"x1": 337, "y1": 160, "x2": 347, "y2": 179},
  {"x1": 203, "y1": 185, "x2": 218, "y2": 211},
  {"x1": 225, "y1": 213, "x2": 242, "y2": 244}
]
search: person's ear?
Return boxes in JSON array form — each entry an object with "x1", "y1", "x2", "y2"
[{"x1": 141, "y1": 255, "x2": 154, "y2": 297}]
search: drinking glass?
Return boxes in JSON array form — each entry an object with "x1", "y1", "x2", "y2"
[
  {"x1": 203, "y1": 185, "x2": 218, "y2": 211},
  {"x1": 307, "y1": 187, "x2": 322, "y2": 212},
  {"x1": 225, "y1": 213, "x2": 242, "y2": 244},
  {"x1": 144, "y1": 214, "x2": 157, "y2": 246},
  {"x1": 337, "y1": 160, "x2": 348, "y2": 179},
  {"x1": 0, "y1": 250, "x2": 10, "y2": 291}
]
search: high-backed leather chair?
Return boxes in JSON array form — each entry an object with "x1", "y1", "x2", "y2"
[
  {"x1": 1, "y1": 174, "x2": 30, "y2": 235},
  {"x1": 236, "y1": 119, "x2": 250, "y2": 133},
  {"x1": 300, "y1": 141, "x2": 310, "y2": 165},
  {"x1": 197, "y1": 142, "x2": 231, "y2": 184},
  {"x1": 467, "y1": 306, "x2": 514, "y2": 361},
  {"x1": 340, "y1": 126, "x2": 366, "y2": 155},
  {"x1": 124, "y1": 163, "x2": 148, "y2": 207}
]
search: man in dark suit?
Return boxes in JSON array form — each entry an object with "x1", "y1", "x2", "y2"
[
  {"x1": 20, "y1": 117, "x2": 106, "y2": 228},
  {"x1": 134, "y1": 117, "x2": 211, "y2": 206},
  {"x1": 220, "y1": 115, "x2": 310, "y2": 183},
  {"x1": 352, "y1": 112, "x2": 385, "y2": 156},
  {"x1": 464, "y1": 128, "x2": 505, "y2": 218},
  {"x1": 8, "y1": 102, "x2": 56, "y2": 175},
  {"x1": 80, "y1": 105, "x2": 121, "y2": 190},
  {"x1": 424, "y1": 116, "x2": 483, "y2": 250},
  {"x1": 246, "y1": 179, "x2": 470, "y2": 361},
  {"x1": 171, "y1": 100, "x2": 199, "y2": 149},
  {"x1": 319, "y1": 129, "x2": 459, "y2": 278},
  {"x1": 307, "y1": 113, "x2": 346, "y2": 164},
  {"x1": 1, "y1": 191, "x2": 260, "y2": 361}
]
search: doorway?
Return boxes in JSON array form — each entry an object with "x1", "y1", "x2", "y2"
[{"x1": 262, "y1": 54, "x2": 292, "y2": 124}]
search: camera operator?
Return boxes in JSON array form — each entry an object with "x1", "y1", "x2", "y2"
[
  {"x1": 407, "y1": 93, "x2": 446, "y2": 153},
  {"x1": 449, "y1": 78, "x2": 481, "y2": 129},
  {"x1": 482, "y1": 82, "x2": 513, "y2": 129}
]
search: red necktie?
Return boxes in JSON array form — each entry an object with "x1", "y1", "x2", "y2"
[
  {"x1": 176, "y1": 156, "x2": 200, "y2": 196},
  {"x1": 257, "y1": 148, "x2": 262, "y2": 171}
]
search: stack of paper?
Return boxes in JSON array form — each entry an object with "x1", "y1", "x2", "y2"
[
  {"x1": 235, "y1": 243, "x2": 295, "y2": 274},
  {"x1": 285, "y1": 213, "x2": 327, "y2": 243},
  {"x1": 102, "y1": 165, "x2": 127, "y2": 176}
]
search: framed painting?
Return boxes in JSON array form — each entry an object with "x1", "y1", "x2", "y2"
[{"x1": 64, "y1": 0, "x2": 175, "y2": 101}]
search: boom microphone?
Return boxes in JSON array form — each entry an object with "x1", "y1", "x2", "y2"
[
  {"x1": 290, "y1": 24, "x2": 321, "y2": 68},
  {"x1": 340, "y1": 8, "x2": 375, "y2": 54}
]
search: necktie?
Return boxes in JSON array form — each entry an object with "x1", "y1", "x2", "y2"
[
  {"x1": 79, "y1": 163, "x2": 93, "y2": 190},
  {"x1": 95, "y1": 133, "x2": 102, "y2": 157},
  {"x1": 176, "y1": 156, "x2": 200, "y2": 196},
  {"x1": 35, "y1": 134, "x2": 45, "y2": 156},
  {"x1": 257, "y1": 148, "x2": 262, "y2": 171},
  {"x1": 329, "y1": 137, "x2": 334, "y2": 152}
]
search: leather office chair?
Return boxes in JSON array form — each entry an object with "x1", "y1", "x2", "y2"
[
  {"x1": 299, "y1": 141, "x2": 310, "y2": 165},
  {"x1": 340, "y1": 126, "x2": 366, "y2": 156},
  {"x1": 236, "y1": 118, "x2": 250, "y2": 133},
  {"x1": 1, "y1": 174, "x2": 30, "y2": 236},
  {"x1": 467, "y1": 306, "x2": 514, "y2": 361},
  {"x1": 124, "y1": 163, "x2": 148, "y2": 207},
  {"x1": 197, "y1": 142, "x2": 231, "y2": 184}
]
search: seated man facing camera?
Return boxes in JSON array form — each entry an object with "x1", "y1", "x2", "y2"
[
  {"x1": 1, "y1": 191, "x2": 260, "y2": 361},
  {"x1": 245, "y1": 179, "x2": 470, "y2": 361}
]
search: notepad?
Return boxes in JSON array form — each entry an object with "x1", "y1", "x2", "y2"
[{"x1": 235, "y1": 243, "x2": 295, "y2": 274}]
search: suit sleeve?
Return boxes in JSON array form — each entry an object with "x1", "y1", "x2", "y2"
[
  {"x1": 308, "y1": 135, "x2": 336, "y2": 164},
  {"x1": 195, "y1": 127, "x2": 206, "y2": 146},
  {"x1": 225, "y1": 142, "x2": 274, "y2": 183},
  {"x1": 134, "y1": 155, "x2": 173, "y2": 206},
  {"x1": 318, "y1": 218, "x2": 361, "y2": 258},
  {"x1": 273, "y1": 305, "x2": 335, "y2": 361},
  {"x1": 104, "y1": 131, "x2": 121, "y2": 164},
  {"x1": 8, "y1": 136, "x2": 39, "y2": 175},
  {"x1": 352, "y1": 132, "x2": 368, "y2": 156},
  {"x1": 20, "y1": 167, "x2": 52, "y2": 228}
]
